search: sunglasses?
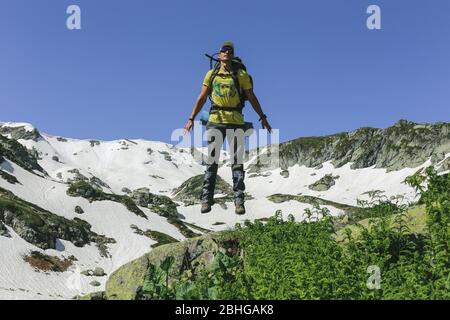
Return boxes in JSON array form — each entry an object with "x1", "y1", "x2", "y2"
[{"x1": 220, "y1": 46, "x2": 234, "y2": 53}]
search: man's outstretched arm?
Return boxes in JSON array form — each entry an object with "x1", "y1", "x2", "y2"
[
  {"x1": 244, "y1": 88, "x2": 272, "y2": 132},
  {"x1": 184, "y1": 85, "x2": 210, "y2": 134}
]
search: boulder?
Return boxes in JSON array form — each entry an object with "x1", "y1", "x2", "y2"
[
  {"x1": 308, "y1": 174, "x2": 339, "y2": 191},
  {"x1": 74, "y1": 206, "x2": 84, "y2": 214},
  {"x1": 172, "y1": 174, "x2": 233, "y2": 206},
  {"x1": 105, "y1": 233, "x2": 240, "y2": 300},
  {"x1": 89, "y1": 140, "x2": 100, "y2": 147},
  {"x1": 81, "y1": 270, "x2": 93, "y2": 276},
  {"x1": 280, "y1": 169, "x2": 289, "y2": 178},
  {"x1": 121, "y1": 187, "x2": 132, "y2": 194},
  {"x1": 93, "y1": 267, "x2": 106, "y2": 277},
  {"x1": 90, "y1": 281, "x2": 101, "y2": 287}
]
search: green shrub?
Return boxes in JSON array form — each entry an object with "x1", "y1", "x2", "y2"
[{"x1": 139, "y1": 168, "x2": 449, "y2": 300}]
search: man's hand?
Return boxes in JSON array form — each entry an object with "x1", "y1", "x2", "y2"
[
  {"x1": 183, "y1": 119, "x2": 194, "y2": 134},
  {"x1": 261, "y1": 117, "x2": 272, "y2": 133},
  {"x1": 184, "y1": 85, "x2": 210, "y2": 134},
  {"x1": 244, "y1": 88, "x2": 272, "y2": 133}
]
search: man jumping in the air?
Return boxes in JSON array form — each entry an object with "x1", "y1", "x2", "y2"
[{"x1": 184, "y1": 41, "x2": 272, "y2": 215}]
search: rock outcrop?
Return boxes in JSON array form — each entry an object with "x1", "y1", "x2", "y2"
[
  {"x1": 131, "y1": 187, "x2": 179, "y2": 218},
  {"x1": 0, "y1": 124, "x2": 43, "y2": 141},
  {"x1": 248, "y1": 120, "x2": 450, "y2": 172},
  {"x1": 172, "y1": 174, "x2": 254, "y2": 207},
  {"x1": 66, "y1": 181, "x2": 147, "y2": 219},
  {"x1": 0, "y1": 186, "x2": 115, "y2": 255},
  {"x1": 308, "y1": 174, "x2": 339, "y2": 191},
  {"x1": 0, "y1": 135, "x2": 46, "y2": 174},
  {"x1": 105, "y1": 232, "x2": 239, "y2": 300}
]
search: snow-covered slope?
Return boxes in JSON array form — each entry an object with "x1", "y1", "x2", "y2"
[{"x1": 0, "y1": 121, "x2": 448, "y2": 299}]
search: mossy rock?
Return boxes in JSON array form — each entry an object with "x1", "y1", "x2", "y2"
[
  {"x1": 67, "y1": 180, "x2": 103, "y2": 200},
  {"x1": 280, "y1": 169, "x2": 289, "y2": 178},
  {"x1": 172, "y1": 174, "x2": 248, "y2": 206},
  {"x1": 172, "y1": 175, "x2": 230, "y2": 203},
  {"x1": 90, "y1": 281, "x2": 101, "y2": 287},
  {"x1": 308, "y1": 174, "x2": 339, "y2": 191},
  {"x1": 131, "y1": 187, "x2": 177, "y2": 218},
  {"x1": 105, "y1": 233, "x2": 238, "y2": 300}
]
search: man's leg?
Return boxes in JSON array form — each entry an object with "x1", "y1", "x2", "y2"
[
  {"x1": 200, "y1": 162, "x2": 218, "y2": 205},
  {"x1": 200, "y1": 126, "x2": 225, "y2": 207},
  {"x1": 226, "y1": 128, "x2": 246, "y2": 208},
  {"x1": 232, "y1": 163, "x2": 245, "y2": 205}
]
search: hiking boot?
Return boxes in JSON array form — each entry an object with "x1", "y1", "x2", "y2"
[
  {"x1": 201, "y1": 202, "x2": 212, "y2": 214},
  {"x1": 235, "y1": 202, "x2": 246, "y2": 215}
]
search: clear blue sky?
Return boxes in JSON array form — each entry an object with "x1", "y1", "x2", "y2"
[{"x1": 1, "y1": 0, "x2": 449, "y2": 144}]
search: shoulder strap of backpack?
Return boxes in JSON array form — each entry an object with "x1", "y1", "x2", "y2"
[
  {"x1": 231, "y1": 58, "x2": 249, "y2": 112},
  {"x1": 208, "y1": 61, "x2": 221, "y2": 101}
]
